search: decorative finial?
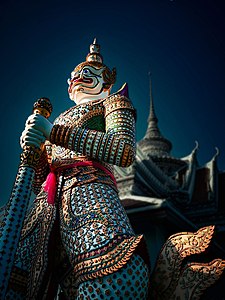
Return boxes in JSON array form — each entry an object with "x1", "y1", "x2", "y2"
[
  {"x1": 86, "y1": 38, "x2": 103, "y2": 64},
  {"x1": 213, "y1": 147, "x2": 220, "y2": 159},
  {"x1": 195, "y1": 140, "x2": 199, "y2": 149},
  {"x1": 191, "y1": 141, "x2": 199, "y2": 156}
]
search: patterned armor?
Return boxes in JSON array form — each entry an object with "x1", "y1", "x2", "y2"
[{"x1": 6, "y1": 87, "x2": 150, "y2": 299}]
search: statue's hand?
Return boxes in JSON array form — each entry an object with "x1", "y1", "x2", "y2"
[
  {"x1": 20, "y1": 114, "x2": 53, "y2": 149},
  {"x1": 20, "y1": 127, "x2": 46, "y2": 149},
  {"x1": 25, "y1": 114, "x2": 53, "y2": 139}
]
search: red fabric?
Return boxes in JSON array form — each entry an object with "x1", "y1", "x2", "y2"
[
  {"x1": 44, "y1": 171, "x2": 57, "y2": 205},
  {"x1": 44, "y1": 161, "x2": 117, "y2": 205}
]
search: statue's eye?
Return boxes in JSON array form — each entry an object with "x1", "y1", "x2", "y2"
[{"x1": 83, "y1": 69, "x2": 91, "y2": 75}]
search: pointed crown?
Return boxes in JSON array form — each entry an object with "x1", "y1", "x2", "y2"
[
  {"x1": 73, "y1": 38, "x2": 116, "y2": 89},
  {"x1": 86, "y1": 38, "x2": 103, "y2": 63}
]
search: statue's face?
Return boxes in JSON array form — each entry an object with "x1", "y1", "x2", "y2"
[{"x1": 68, "y1": 65, "x2": 109, "y2": 104}]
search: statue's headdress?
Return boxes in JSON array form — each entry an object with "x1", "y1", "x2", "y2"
[
  {"x1": 73, "y1": 39, "x2": 117, "y2": 89},
  {"x1": 86, "y1": 38, "x2": 103, "y2": 64}
]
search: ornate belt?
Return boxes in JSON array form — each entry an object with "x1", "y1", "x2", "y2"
[{"x1": 44, "y1": 161, "x2": 117, "y2": 205}]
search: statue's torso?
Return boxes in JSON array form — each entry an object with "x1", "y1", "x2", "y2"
[
  {"x1": 51, "y1": 99, "x2": 106, "y2": 167},
  {"x1": 48, "y1": 98, "x2": 137, "y2": 276}
]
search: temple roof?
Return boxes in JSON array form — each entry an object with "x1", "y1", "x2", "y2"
[{"x1": 116, "y1": 77, "x2": 225, "y2": 225}]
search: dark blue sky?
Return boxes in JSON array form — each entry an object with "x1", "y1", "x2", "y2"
[{"x1": 1, "y1": 0, "x2": 225, "y2": 206}]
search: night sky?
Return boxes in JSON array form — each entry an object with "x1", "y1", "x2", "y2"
[{"x1": 1, "y1": 0, "x2": 225, "y2": 206}]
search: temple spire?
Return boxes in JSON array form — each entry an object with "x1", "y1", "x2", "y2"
[
  {"x1": 145, "y1": 72, "x2": 160, "y2": 138},
  {"x1": 149, "y1": 71, "x2": 156, "y2": 121},
  {"x1": 139, "y1": 73, "x2": 172, "y2": 156}
]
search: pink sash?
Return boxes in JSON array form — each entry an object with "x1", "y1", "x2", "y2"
[{"x1": 44, "y1": 161, "x2": 117, "y2": 205}]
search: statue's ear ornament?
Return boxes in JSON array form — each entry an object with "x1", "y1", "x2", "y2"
[{"x1": 102, "y1": 67, "x2": 117, "y2": 90}]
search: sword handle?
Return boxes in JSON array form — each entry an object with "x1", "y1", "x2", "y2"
[
  {"x1": 20, "y1": 97, "x2": 53, "y2": 169},
  {"x1": 32, "y1": 97, "x2": 53, "y2": 119}
]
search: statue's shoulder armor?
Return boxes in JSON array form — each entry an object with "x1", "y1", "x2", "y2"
[
  {"x1": 103, "y1": 83, "x2": 136, "y2": 119},
  {"x1": 103, "y1": 94, "x2": 135, "y2": 117}
]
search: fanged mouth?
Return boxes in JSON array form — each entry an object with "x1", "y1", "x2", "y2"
[{"x1": 68, "y1": 77, "x2": 93, "y2": 93}]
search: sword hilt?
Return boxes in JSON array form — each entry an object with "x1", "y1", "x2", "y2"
[
  {"x1": 32, "y1": 97, "x2": 53, "y2": 118},
  {"x1": 20, "y1": 97, "x2": 53, "y2": 168}
]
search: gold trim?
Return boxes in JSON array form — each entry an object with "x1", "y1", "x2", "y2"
[
  {"x1": 73, "y1": 235, "x2": 143, "y2": 286},
  {"x1": 150, "y1": 226, "x2": 225, "y2": 299}
]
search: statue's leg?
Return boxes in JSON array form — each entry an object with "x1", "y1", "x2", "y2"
[
  {"x1": 76, "y1": 253, "x2": 149, "y2": 300},
  {"x1": 5, "y1": 190, "x2": 57, "y2": 299},
  {"x1": 59, "y1": 181, "x2": 150, "y2": 299}
]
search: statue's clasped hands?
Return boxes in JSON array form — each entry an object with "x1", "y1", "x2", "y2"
[{"x1": 20, "y1": 114, "x2": 53, "y2": 149}]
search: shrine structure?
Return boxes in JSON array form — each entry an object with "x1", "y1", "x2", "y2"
[{"x1": 115, "y1": 76, "x2": 225, "y2": 298}]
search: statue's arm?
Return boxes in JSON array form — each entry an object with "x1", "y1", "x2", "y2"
[
  {"x1": 20, "y1": 119, "x2": 53, "y2": 195},
  {"x1": 50, "y1": 96, "x2": 136, "y2": 167},
  {"x1": 32, "y1": 141, "x2": 52, "y2": 195}
]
